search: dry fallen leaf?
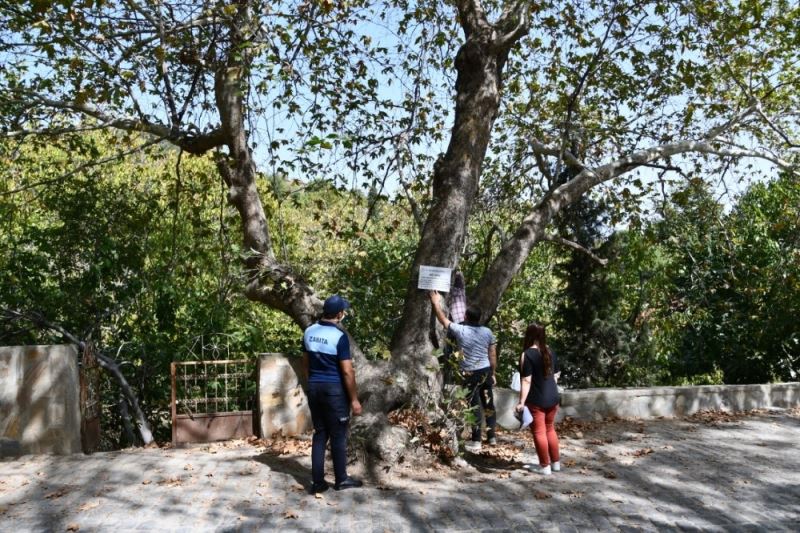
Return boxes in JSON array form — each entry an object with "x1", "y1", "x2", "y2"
[
  {"x1": 66, "y1": 524, "x2": 79, "y2": 531},
  {"x1": 604, "y1": 470, "x2": 618, "y2": 479},
  {"x1": 534, "y1": 491, "x2": 551, "y2": 500},
  {"x1": 284, "y1": 510, "x2": 299, "y2": 519},
  {"x1": 77, "y1": 501, "x2": 100, "y2": 512},
  {"x1": 314, "y1": 493, "x2": 323, "y2": 500},
  {"x1": 45, "y1": 488, "x2": 68, "y2": 499},
  {"x1": 141, "y1": 480, "x2": 152, "y2": 485}
]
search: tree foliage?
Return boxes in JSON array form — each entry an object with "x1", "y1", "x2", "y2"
[
  {"x1": 603, "y1": 173, "x2": 800, "y2": 385},
  {"x1": 660, "y1": 175, "x2": 800, "y2": 383},
  {"x1": 1, "y1": 0, "x2": 798, "y2": 454}
]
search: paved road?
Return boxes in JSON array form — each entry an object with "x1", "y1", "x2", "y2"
[{"x1": 1, "y1": 409, "x2": 799, "y2": 532}]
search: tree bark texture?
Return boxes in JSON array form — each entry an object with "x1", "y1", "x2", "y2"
[
  {"x1": 390, "y1": 10, "x2": 520, "y2": 356},
  {"x1": 212, "y1": 15, "x2": 324, "y2": 332}
]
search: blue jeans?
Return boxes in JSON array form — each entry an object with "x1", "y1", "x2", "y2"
[
  {"x1": 307, "y1": 382, "x2": 350, "y2": 484},
  {"x1": 463, "y1": 367, "x2": 496, "y2": 442}
]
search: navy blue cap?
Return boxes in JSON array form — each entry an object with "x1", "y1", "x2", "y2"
[{"x1": 322, "y1": 294, "x2": 350, "y2": 315}]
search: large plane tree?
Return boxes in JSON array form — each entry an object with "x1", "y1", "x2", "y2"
[{"x1": 1, "y1": 0, "x2": 797, "y2": 456}]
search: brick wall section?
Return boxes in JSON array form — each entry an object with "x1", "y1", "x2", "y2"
[{"x1": 0, "y1": 345, "x2": 82, "y2": 456}]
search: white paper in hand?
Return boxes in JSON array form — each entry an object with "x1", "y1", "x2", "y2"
[
  {"x1": 513, "y1": 405, "x2": 533, "y2": 430},
  {"x1": 520, "y1": 406, "x2": 533, "y2": 430}
]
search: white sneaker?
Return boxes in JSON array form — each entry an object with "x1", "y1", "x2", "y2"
[
  {"x1": 464, "y1": 440, "x2": 482, "y2": 452},
  {"x1": 487, "y1": 437, "x2": 497, "y2": 446},
  {"x1": 552, "y1": 461, "x2": 561, "y2": 472},
  {"x1": 527, "y1": 464, "x2": 552, "y2": 475}
]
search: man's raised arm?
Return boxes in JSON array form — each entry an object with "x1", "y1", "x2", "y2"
[{"x1": 429, "y1": 291, "x2": 452, "y2": 330}]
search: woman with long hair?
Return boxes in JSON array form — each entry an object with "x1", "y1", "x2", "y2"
[{"x1": 516, "y1": 322, "x2": 561, "y2": 475}]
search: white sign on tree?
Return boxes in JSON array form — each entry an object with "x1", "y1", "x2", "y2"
[{"x1": 417, "y1": 265, "x2": 452, "y2": 293}]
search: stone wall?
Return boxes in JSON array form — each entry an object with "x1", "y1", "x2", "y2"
[
  {"x1": 494, "y1": 382, "x2": 800, "y2": 429},
  {"x1": 257, "y1": 353, "x2": 312, "y2": 438},
  {"x1": 0, "y1": 345, "x2": 82, "y2": 456}
]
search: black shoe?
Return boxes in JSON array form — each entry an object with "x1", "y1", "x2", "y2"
[
  {"x1": 309, "y1": 481, "x2": 329, "y2": 494},
  {"x1": 334, "y1": 477, "x2": 363, "y2": 491}
]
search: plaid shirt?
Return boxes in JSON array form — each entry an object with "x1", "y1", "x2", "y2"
[{"x1": 449, "y1": 283, "x2": 467, "y2": 324}]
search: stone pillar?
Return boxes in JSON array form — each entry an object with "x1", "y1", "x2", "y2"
[
  {"x1": 0, "y1": 345, "x2": 82, "y2": 456},
  {"x1": 257, "y1": 353, "x2": 312, "y2": 438}
]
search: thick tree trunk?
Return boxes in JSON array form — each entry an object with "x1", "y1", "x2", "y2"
[
  {"x1": 390, "y1": 9, "x2": 519, "y2": 362},
  {"x1": 348, "y1": 4, "x2": 531, "y2": 459},
  {"x1": 205, "y1": 1, "x2": 533, "y2": 460}
]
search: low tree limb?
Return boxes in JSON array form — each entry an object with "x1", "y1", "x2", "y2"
[{"x1": 94, "y1": 349, "x2": 154, "y2": 446}]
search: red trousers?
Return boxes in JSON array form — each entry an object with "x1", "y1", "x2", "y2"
[{"x1": 527, "y1": 403, "x2": 560, "y2": 467}]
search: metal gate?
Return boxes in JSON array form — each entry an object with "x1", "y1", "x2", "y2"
[{"x1": 170, "y1": 359, "x2": 256, "y2": 445}]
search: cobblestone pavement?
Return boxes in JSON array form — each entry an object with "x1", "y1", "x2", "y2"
[{"x1": 1, "y1": 409, "x2": 799, "y2": 532}]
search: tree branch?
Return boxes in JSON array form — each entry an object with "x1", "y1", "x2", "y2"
[
  {"x1": 2, "y1": 123, "x2": 117, "y2": 138},
  {"x1": 754, "y1": 106, "x2": 799, "y2": 149},
  {"x1": 554, "y1": 138, "x2": 793, "y2": 206},
  {"x1": 703, "y1": 103, "x2": 758, "y2": 141},
  {"x1": 542, "y1": 234, "x2": 608, "y2": 266},
  {"x1": 455, "y1": 0, "x2": 489, "y2": 37},
  {"x1": 7, "y1": 94, "x2": 225, "y2": 154},
  {"x1": 472, "y1": 126, "x2": 795, "y2": 318},
  {"x1": 530, "y1": 139, "x2": 584, "y2": 171},
  {"x1": 493, "y1": 1, "x2": 530, "y2": 51}
]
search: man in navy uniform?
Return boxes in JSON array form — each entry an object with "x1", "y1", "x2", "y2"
[{"x1": 302, "y1": 294, "x2": 363, "y2": 493}]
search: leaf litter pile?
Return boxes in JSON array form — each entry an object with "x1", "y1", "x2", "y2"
[
  {"x1": 240, "y1": 435, "x2": 311, "y2": 456},
  {"x1": 387, "y1": 408, "x2": 461, "y2": 461},
  {"x1": 684, "y1": 409, "x2": 758, "y2": 426}
]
